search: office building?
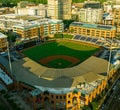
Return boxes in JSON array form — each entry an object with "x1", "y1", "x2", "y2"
[
  {"x1": 77, "y1": 8, "x2": 103, "y2": 24},
  {"x1": 15, "y1": 4, "x2": 47, "y2": 18},
  {"x1": 47, "y1": 0, "x2": 72, "y2": 20}
]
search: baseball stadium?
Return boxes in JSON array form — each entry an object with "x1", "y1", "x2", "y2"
[
  {"x1": 7, "y1": 36, "x2": 119, "y2": 110},
  {"x1": 0, "y1": 17, "x2": 119, "y2": 110}
]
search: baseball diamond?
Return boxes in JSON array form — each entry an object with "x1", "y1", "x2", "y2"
[
  {"x1": 22, "y1": 39, "x2": 100, "y2": 69},
  {"x1": 39, "y1": 55, "x2": 80, "y2": 68}
]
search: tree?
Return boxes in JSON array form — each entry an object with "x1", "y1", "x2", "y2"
[
  {"x1": 82, "y1": 105, "x2": 91, "y2": 110},
  {"x1": 70, "y1": 29, "x2": 74, "y2": 33},
  {"x1": 90, "y1": 101, "x2": 99, "y2": 110},
  {"x1": 7, "y1": 33, "x2": 16, "y2": 42}
]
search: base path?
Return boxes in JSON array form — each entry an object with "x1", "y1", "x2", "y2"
[{"x1": 39, "y1": 55, "x2": 80, "y2": 67}]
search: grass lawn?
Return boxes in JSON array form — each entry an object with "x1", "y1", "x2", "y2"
[{"x1": 22, "y1": 40, "x2": 99, "y2": 67}]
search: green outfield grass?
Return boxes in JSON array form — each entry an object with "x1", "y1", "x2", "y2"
[{"x1": 22, "y1": 40, "x2": 99, "y2": 68}]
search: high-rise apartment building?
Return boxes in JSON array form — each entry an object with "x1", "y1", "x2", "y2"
[
  {"x1": 15, "y1": 4, "x2": 47, "y2": 18},
  {"x1": 78, "y1": 8, "x2": 103, "y2": 24},
  {"x1": 48, "y1": 0, "x2": 71, "y2": 20}
]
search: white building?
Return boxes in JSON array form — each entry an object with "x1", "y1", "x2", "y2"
[
  {"x1": 78, "y1": 8, "x2": 103, "y2": 24},
  {"x1": 15, "y1": 4, "x2": 47, "y2": 17},
  {"x1": 0, "y1": 14, "x2": 43, "y2": 30}
]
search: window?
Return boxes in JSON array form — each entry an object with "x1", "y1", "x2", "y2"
[
  {"x1": 87, "y1": 30, "x2": 90, "y2": 33},
  {"x1": 51, "y1": 101, "x2": 54, "y2": 104},
  {"x1": 68, "y1": 94, "x2": 70, "y2": 98},
  {"x1": 64, "y1": 96, "x2": 66, "y2": 99},
  {"x1": 68, "y1": 101, "x2": 70, "y2": 104},
  {"x1": 60, "y1": 96, "x2": 62, "y2": 99},
  {"x1": 56, "y1": 96, "x2": 58, "y2": 99},
  {"x1": 51, "y1": 95, "x2": 53, "y2": 98}
]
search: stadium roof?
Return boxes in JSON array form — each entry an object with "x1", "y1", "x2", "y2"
[
  {"x1": 0, "y1": 68, "x2": 13, "y2": 85},
  {"x1": 12, "y1": 56, "x2": 110, "y2": 89},
  {"x1": 70, "y1": 22, "x2": 116, "y2": 30}
]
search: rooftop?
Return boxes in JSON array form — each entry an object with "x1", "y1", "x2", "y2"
[
  {"x1": 13, "y1": 19, "x2": 63, "y2": 30},
  {"x1": 0, "y1": 14, "x2": 43, "y2": 21},
  {"x1": 0, "y1": 33, "x2": 7, "y2": 39},
  {"x1": 29, "y1": 88, "x2": 42, "y2": 96},
  {"x1": 10, "y1": 56, "x2": 110, "y2": 94},
  {"x1": 0, "y1": 68, "x2": 13, "y2": 85},
  {"x1": 70, "y1": 22, "x2": 116, "y2": 30}
]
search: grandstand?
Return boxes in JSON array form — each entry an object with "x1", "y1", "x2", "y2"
[
  {"x1": 73, "y1": 35, "x2": 104, "y2": 46},
  {"x1": 73, "y1": 34, "x2": 120, "y2": 49},
  {"x1": 73, "y1": 34, "x2": 120, "y2": 68}
]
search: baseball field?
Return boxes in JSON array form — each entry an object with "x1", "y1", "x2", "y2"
[{"x1": 22, "y1": 40, "x2": 99, "y2": 68}]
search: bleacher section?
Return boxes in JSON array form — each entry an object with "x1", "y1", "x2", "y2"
[
  {"x1": 86, "y1": 37, "x2": 92, "y2": 42},
  {"x1": 73, "y1": 35, "x2": 102, "y2": 46},
  {"x1": 74, "y1": 35, "x2": 80, "y2": 40},
  {"x1": 73, "y1": 35, "x2": 120, "y2": 49},
  {"x1": 96, "y1": 41, "x2": 102, "y2": 45},
  {"x1": 80, "y1": 36, "x2": 87, "y2": 41},
  {"x1": 91, "y1": 38, "x2": 98, "y2": 43}
]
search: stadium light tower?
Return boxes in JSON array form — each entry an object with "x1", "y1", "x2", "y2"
[
  {"x1": 7, "y1": 41, "x2": 13, "y2": 77},
  {"x1": 107, "y1": 36, "x2": 113, "y2": 80}
]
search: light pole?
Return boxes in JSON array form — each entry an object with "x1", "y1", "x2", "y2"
[
  {"x1": 7, "y1": 41, "x2": 13, "y2": 77},
  {"x1": 107, "y1": 37, "x2": 113, "y2": 80}
]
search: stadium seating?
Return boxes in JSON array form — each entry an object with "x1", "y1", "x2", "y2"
[
  {"x1": 80, "y1": 36, "x2": 87, "y2": 40},
  {"x1": 73, "y1": 34, "x2": 120, "y2": 49},
  {"x1": 86, "y1": 37, "x2": 92, "y2": 42},
  {"x1": 91, "y1": 38, "x2": 98, "y2": 43}
]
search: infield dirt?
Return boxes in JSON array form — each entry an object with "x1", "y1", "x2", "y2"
[{"x1": 39, "y1": 55, "x2": 80, "y2": 67}]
